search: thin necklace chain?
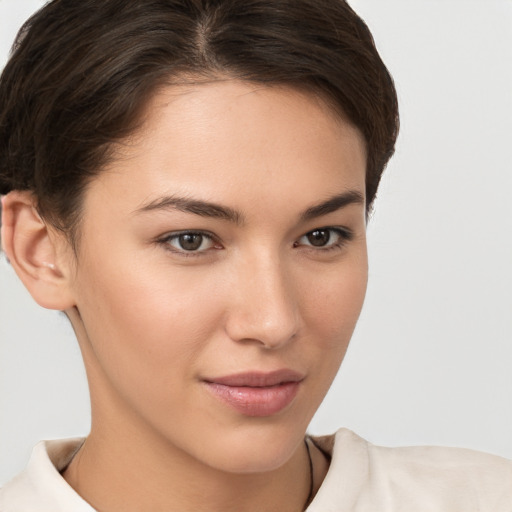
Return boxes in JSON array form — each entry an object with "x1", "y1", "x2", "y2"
[{"x1": 303, "y1": 437, "x2": 314, "y2": 510}]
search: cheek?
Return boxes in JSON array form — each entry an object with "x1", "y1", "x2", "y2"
[
  {"x1": 74, "y1": 252, "x2": 225, "y2": 381},
  {"x1": 287, "y1": 255, "x2": 368, "y2": 421},
  {"x1": 301, "y1": 259, "x2": 368, "y2": 351}
]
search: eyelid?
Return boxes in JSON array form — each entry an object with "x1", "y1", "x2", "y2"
[
  {"x1": 155, "y1": 226, "x2": 353, "y2": 257},
  {"x1": 295, "y1": 226, "x2": 354, "y2": 250},
  {"x1": 156, "y1": 230, "x2": 222, "y2": 256}
]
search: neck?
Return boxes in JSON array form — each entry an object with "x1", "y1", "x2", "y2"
[
  {"x1": 63, "y1": 421, "x2": 313, "y2": 512},
  {"x1": 65, "y1": 312, "x2": 327, "y2": 511}
]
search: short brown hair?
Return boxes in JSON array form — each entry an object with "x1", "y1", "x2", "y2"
[{"x1": 0, "y1": 0, "x2": 399, "y2": 247}]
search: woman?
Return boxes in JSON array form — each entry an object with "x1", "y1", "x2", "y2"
[{"x1": 0, "y1": 1, "x2": 510, "y2": 510}]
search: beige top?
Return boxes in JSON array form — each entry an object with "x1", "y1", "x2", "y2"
[{"x1": 1, "y1": 428, "x2": 511, "y2": 511}]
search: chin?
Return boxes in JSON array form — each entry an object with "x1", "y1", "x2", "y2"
[
  {"x1": 191, "y1": 420, "x2": 307, "y2": 475},
  {"x1": 212, "y1": 446, "x2": 298, "y2": 475}
]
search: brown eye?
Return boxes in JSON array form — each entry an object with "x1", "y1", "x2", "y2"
[
  {"x1": 306, "y1": 229, "x2": 331, "y2": 247},
  {"x1": 162, "y1": 231, "x2": 217, "y2": 253},
  {"x1": 178, "y1": 233, "x2": 204, "y2": 251},
  {"x1": 295, "y1": 227, "x2": 353, "y2": 251}
]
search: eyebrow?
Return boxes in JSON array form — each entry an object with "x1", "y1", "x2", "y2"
[
  {"x1": 300, "y1": 190, "x2": 364, "y2": 221},
  {"x1": 135, "y1": 195, "x2": 244, "y2": 224},
  {"x1": 134, "y1": 190, "x2": 364, "y2": 224}
]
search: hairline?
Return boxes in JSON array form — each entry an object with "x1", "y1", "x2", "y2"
[{"x1": 66, "y1": 74, "x2": 370, "y2": 257}]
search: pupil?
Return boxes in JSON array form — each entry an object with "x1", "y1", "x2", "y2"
[
  {"x1": 179, "y1": 234, "x2": 203, "y2": 251},
  {"x1": 307, "y1": 230, "x2": 330, "y2": 247}
]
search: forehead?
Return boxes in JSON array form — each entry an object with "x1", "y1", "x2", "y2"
[{"x1": 86, "y1": 80, "x2": 367, "y2": 218}]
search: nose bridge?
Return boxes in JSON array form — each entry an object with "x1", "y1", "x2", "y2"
[{"x1": 225, "y1": 248, "x2": 299, "y2": 348}]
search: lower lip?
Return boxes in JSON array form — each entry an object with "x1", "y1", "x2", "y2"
[{"x1": 204, "y1": 381, "x2": 300, "y2": 417}]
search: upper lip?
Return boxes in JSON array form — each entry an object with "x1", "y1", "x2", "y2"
[{"x1": 204, "y1": 369, "x2": 305, "y2": 387}]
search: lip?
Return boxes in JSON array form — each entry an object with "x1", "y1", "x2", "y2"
[{"x1": 203, "y1": 370, "x2": 304, "y2": 417}]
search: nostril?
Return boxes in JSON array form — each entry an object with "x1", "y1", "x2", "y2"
[
  {"x1": 223, "y1": 261, "x2": 299, "y2": 348},
  {"x1": 225, "y1": 308, "x2": 299, "y2": 349}
]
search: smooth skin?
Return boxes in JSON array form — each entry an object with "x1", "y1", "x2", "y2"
[{"x1": 1, "y1": 80, "x2": 368, "y2": 512}]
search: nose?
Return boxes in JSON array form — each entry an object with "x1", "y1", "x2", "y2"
[{"x1": 224, "y1": 254, "x2": 299, "y2": 349}]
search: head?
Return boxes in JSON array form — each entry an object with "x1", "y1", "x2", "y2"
[
  {"x1": 0, "y1": 0, "x2": 398, "y2": 248},
  {"x1": 0, "y1": 0, "x2": 398, "y2": 473}
]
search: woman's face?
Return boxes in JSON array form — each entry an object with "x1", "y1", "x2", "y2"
[{"x1": 66, "y1": 81, "x2": 368, "y2": 473}]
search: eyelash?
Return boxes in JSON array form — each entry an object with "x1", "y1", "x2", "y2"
[
  {"x1": 294, "y1": 227, "x2": 353, "y2": 252},
  {"x1": 157, "y1": 227, "x2": 353, "y2": 257},
  {"x1": 157, "y1": 231, "x2": 220, "y2": 257}
]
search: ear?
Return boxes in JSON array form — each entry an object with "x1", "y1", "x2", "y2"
[{"x1": 1, "y1": 191, "x2": 76, "y2": 310}]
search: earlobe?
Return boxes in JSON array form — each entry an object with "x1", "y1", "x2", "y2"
[{"x1": 1, "y1": 191, "x2": 76, "y2": 311}]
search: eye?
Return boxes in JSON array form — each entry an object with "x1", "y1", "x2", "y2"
[
  {"x1": 294, "y1": 227, "x2": 352, "y2": 250},
  {"x1": 159, "y1": 231, "x2": 219, "y2": 254}
]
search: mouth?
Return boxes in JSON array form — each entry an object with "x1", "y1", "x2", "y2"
[{"x1": 203, "y1": 370, "x2": 304, "y2": 417}]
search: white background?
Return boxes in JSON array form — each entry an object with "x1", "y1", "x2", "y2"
[{"x1": 1, "y1": 0, "x2": 511, "y2": 486}]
